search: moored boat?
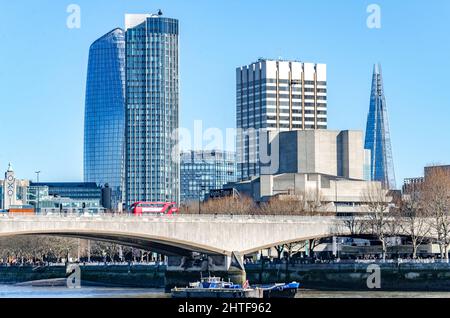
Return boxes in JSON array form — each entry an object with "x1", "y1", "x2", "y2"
[
  {"x1": 261, "y1": 282, "x2": 300, "y2": 298},
  {"x1": 171, "y1": 276, "x2": 300, "y2": 298},
  {"x1": 171, "y1": 276, "x2": 263, "y2": 298}
]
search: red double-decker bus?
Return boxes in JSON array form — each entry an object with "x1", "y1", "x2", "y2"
[{"x1": 130, "y1": 202, "x2": 179, "y2": 215}]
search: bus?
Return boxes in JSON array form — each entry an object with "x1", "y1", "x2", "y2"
[{"x1": 130, "y1": 202, "x2": 179, "y2": 215}]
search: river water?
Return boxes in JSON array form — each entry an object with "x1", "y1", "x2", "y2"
[{"x1": 1, "y1": 285, "x2": 450, "y2": 298}]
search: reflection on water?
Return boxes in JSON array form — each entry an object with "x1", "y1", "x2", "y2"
[
  {"x1": 297, "y1": 290, "x2": 450, "y2": 298},
  {"x1": 0, "y1": 285, "x2": 168, "y2": 298},
  {"x1": 2, "y1": 285, "x2": 450, "y2": 298}
]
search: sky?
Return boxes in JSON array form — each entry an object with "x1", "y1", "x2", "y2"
[{"x1": 0, "y1": 0, "x2": 449, "y2": 189}]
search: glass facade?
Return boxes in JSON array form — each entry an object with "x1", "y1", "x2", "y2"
[
  {"x1": 29, "y1": 182, "x2": 103, "y2": 203},
  {"x1": 84, "y1": 28, "x2": 126, "y2": 207},
  {"x1": 27, "y1": 185, "x2": 103, "y2": 213},
  {"x1": 180, "y1": 151, "x2": 237, "y2": 203},
  {"x1": 125, "y1": 16, "x2": 179, "y2": 206},
  {"x1": 364, "y1": 64, "x2": 396, "y2": 189}
]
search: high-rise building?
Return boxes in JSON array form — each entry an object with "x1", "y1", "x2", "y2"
[
  {"x1": 236, "y1": 59, "x2": 327, "y2": 181},
  {"x1": 364, "y1": 64, "x2": 396, "y2": 189},
  {"x1": 180, "y1": 150, "x2": 237, "y2": 203},
  {"x1": 84, "y1": 28, "x2": 126, "y2": 208},
  {"x1": 124, "y1": 13, "x2": 179, "y2": 206}
]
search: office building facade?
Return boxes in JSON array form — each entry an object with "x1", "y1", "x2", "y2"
[
  {"x1": 236, "y1": 59, "x2": 327, "y2": 181},
  {"x1": 364, "y1": 64, "x2": 396, "y2": 189},
  {"x1": 180, "y1": 150, "x2": 237, "y2": 203},
  {"x1": 84, "y1": 28, "x2": 126, "y2": 208},
  {"x1": 124, "y1": 14, "x2": 180, "y2": 206},
  {"x1": 29, "y1": 182, "x2": 103, "y2": 204}
]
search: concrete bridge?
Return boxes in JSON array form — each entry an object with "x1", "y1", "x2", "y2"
[{"x1": 0, "y1": 214, "x2": 348, "y2": 256}]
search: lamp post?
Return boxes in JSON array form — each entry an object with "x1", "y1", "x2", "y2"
[
  {"x1": 35, "y1": 171, "x2": 41, "y2": 213},
  {"x1": 198, "y1": 184, "x2": 206, "y2": 215}
]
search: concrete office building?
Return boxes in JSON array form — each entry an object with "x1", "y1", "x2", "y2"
[
  {"x1": 228, "y1": 130, "x2": 380, "y2": 213},
  {"x1": 124, "y1": 13, "x2": 180, "y2": 206},
  {"x1": 236, "y1": 59, "x2": 327, "y2": 181},
  {"x1": 403, "y1": 165, "x2": 450, "y2": 194}
]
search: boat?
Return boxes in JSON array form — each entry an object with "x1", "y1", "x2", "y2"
[
  {"x1": 171, "y1": 276, "x2": 300, "y2": 298},
  {"x1": 171, "y1": 276, "x2": 263, "y2": 298},
  {"x1": 261, "y1": 282, "x2": 300, "y2": 298}
]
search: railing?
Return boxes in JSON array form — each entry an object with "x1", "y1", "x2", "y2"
[{"x1": 0, "y1": 212, "x2": 346, "y2": 223}]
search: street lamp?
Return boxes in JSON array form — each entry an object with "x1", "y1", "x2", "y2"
[
  {"x1": 198, "y1": 184, "x2": 206, "y2": 215},
  {"x1": 35, "y1": 171, "x2": 41, "y2": 213}
]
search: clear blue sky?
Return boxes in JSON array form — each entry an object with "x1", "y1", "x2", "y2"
[{"x1": 0, "y1": 0, "x2": 449, "y2": 189}]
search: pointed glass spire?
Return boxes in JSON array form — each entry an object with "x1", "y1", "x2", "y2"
[{"x1": 364, "y1": 64, "x2": 396, "y2": 189}]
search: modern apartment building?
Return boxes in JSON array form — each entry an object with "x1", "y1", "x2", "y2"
[
  {"x1": 364, "y1": 64, "x2": 396, "y2": 189},
  {"x1": 84, "y1": 28, "x2": 126, "y2": 208},
  {"x1": 236, "y1": 59, "x2": 327, "y2": 181},
  {"x1": 124, "y1": 13, "x2": 180, "y2": 206},
  {"x1": 180, "y1": 150, "x2": 237, "y2": 203}
]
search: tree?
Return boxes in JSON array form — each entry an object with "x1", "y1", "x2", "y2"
[
  {"x1": 362, "y1": 183, "x2": 394, "y2": 261},
  {"x1": 342, "y1": 214, "x2": 367, "y2": 236},
  {"x1": 181, "y1": 196, "x2": 257, "y2": 215},
  {"x1": 422, "y1": 166, "x2": 450, "y2": 260},
  {"x1": 397, "y1": 189, "x2": 432, "y2": 259}
]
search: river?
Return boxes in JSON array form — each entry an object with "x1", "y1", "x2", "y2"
[{"x1": 1, "y1": 285, "x2": 450, "y2": 298}]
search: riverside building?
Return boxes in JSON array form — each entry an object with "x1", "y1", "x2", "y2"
[{"x1": 236, "y1": 59, "x2": 327, "y2": 181}]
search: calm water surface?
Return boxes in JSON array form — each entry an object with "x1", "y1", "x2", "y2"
[
  {"x1": 1, "y1": 285, "x2": 450, "y2": 298},
  {"x1": 0, "y1": 285, "x2": 168, "y2": 298}
]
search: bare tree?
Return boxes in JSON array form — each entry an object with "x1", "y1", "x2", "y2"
[
  {"x1": 362, "y1": 183, "x2": 393, "y2": 261},
  {"x1": 342, "y1": 214, "x2": 367, "y2": 236},
  {"x1": 396, "y1": 189, "x2": 432, "y2": 259},
  {"x1": 422, "y1": 166, "x2": 450, "y2": 260},
  {"x1": 181, "y1": 196, "x2": 256, "y2": 215},
  {"x1": 0, "y1": 236, "x2": 79, "y2": 264},
  {"x1": 304, "y1": 189, "x2": 324, "y2": 213},
  {"x1": 259, "y1": 196, "x2": 306, "y2": 215}
]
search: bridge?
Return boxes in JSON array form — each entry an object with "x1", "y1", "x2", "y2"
[{"x1": 0, "y1": 214, "x2": 347, "y2": 256}]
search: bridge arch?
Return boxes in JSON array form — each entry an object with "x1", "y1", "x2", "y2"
[
  {"x1": 0, "y1": 230, "x2": 227, "y2": 256},
  {"x1": 0, "y1": 215, "x2": 351, "y2": 256}
]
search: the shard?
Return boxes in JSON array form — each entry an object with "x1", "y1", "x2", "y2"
[{"x1": 364, "y1": 64, "x2": 396, "y2": 189}]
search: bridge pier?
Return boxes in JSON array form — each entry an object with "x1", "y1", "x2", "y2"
[{"x1": 164, "y1": 252, "x2": 246, "y2": 291}]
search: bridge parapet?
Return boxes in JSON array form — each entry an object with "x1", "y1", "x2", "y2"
[{"x1": 0, "y1": 214, "x2": 348, "y2": 256}]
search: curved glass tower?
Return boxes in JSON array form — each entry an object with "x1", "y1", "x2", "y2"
[
  {"x1": 125, "y1": 14, "x2": 179, "y2": 206},
  {"x1": 84, "y1": 28, "x2": 126, "y2": 208},
  {"x1": 364, "y1": 64, "x2": 396, "y2": 189}
]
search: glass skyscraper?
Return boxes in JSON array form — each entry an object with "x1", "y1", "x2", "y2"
[
  {"x1": 124, "y1": 14, "x2": 179, "y2": 206},
  {"x1": 364, "y1": 64, "x2": 396, "y2": 189},
  {"x1": 180, "y1": 151, "x2": 237, "y2": 203},
  {"x1": 84, "y1": 28, "x2": 126, "y2": 208}
]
